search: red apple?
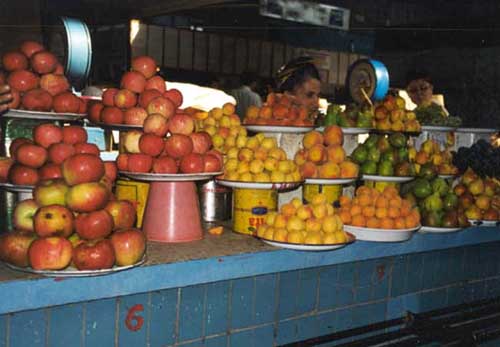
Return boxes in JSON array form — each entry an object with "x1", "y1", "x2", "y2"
[
  {"x1": 100, "y1": 106, "x2": 124, "y2": 124},
  {"x1": 53, "y1": 92, "x2": 80, "y2": 113},
  {"x1": 0, "y1": 230, "x2": 37, "y2": 267},
  {"x1": 163, "y1": 89, "x2": 183, "y2": 108},
  {"x1": 12, "y1": 199, "x2": 39, "y2": 232},
  {"x1": 87, "y1": 101, "x2": 104, "y2": 123},
  {"x1": 8, "y1": 164, "x2": 39, "y2": 185},
  {"x1": 152, "y1": 156, "x2": 178, "y2": 174},
  {"x1": 54, "y1": 63, "x2": 64, "y2": 75},
  {"x1": 33, "y1": 123, "x2": 63, "y2": 148},
  {"x1": 123, "y1": 130, "x2": 143, "y2": 154},
  {"x1": 124, "y1": 107, "x2": 148, "y2": 125},
  {"x1": 145, "y1": 75, "x2": 166, "y2": 93},
  {"x1": 180, "y1": 153, "x2": 204, "y2": 173},
  {"x1": 169, "y1": 113, "x2": 194, "y2": 135},
  {"x1": 9, "y1": 137, "x2": 32, "y2": 157},
  {"x1": 40, "y1": 73, "x2": 70, "y2": 96},
  {"x1": 73, "y1": 143, "x2": 100, "y2": 156},
  {"x1": 114, "y1": 89, "x2": 137, "y2": 109},
  {"x1": 143, "y1": 113, "x2": 169, "y2": 137},
  {"x1": 131, "y1": 55, "x2": 157, "y2": 79},
  {"x1": 66, "y1": 182, "x2": 110, "y2": 212},
  {"x1": 39, "y1": 163, "x2": 63, "y2": 180},
  {"x1": 99, "y1": 175, "x2": 114, "y2": 192},
  {"x1": 33, "y1": 178, "x2": 69, "y2": 206},
  {"x1": 21, "y1": 88, "x2": 53, "y2": 111},
  {"x1": 15, "y1": 143, "x2": 48, "y2": 168},
  {"x1": 163, "y1": 134, "x2": 193, "y2": 159},
  {"x1": 33, "y1": 204, "x2": 74, "y2": 238},
  {"x1": 190, "y1": 132, "x2": 212, "y2": 154},
  {"x1": 121, "y1": 71, "x2": 146, "y2": 94},
  {"x1": 146, "y1": 96, "x2": 175, "y2": 119},
  {"x1": 110, "y1": 228, "x2": 146, "y2": 266},
  {"x1": 139, "y1": 133, "x2": 164, "y2": 157},
  {"x1": 28, "y1": 236, "x2": 73, "y2": 270},
  {"x1": 105, "y1": 200, "x2": 137, "y2": 229},
  {"x1": 127, "y1": 153, "x2": 153, "y2": 173},
  {"x1": 62, "y1": 125, "x2": 88, "y2": 145},
  {"x1": 75, "y1": 209, "x2": 114, "y2": 240},
  {"x1": 7, "y1": 69, "x2": 39, "y2": 92},
  {"x1": 138, "y1": 89, "x2": 161, "y2": 108},
  {"x1": 73, "y1": 239, "x2": 115, "y2": 270},
  {"x1": 30, "y1": 50, "x2": 58, "y2": 74},
  {"x1": 48, "y1": 142, "x2": 75, "y2": 164},
  {"x1": 2, "y1": 51, "x2": 28, "y2": 71},
  {"x1": 102, "y1": 88, "x2": 118, "y2": 106},
  {"x1": 104, "y1": 161, "x2": 118, "y2": 181},
  {"x1": 0, "y1": 157, "x2": 14, "y2": 182},
  {"x1": 203, "y1": 153, "x2": 222, "y2": 172},
  {"x1": 116, "y1": 153, "x2": 129, "y2": 171},
  {"x1": 20, "y1": 40, "x2": 45, "y2": 58},
  {"x1": 77, "y1": 98, "x2": 88, "y2": 114},
  {"x1": 62, "y1": 153, "x2": 105, "y2": 186}
]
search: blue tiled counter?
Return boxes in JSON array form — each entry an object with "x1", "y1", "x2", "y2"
[{"x1": 1, "y1": 226, "x2": 499, "y2": 346}]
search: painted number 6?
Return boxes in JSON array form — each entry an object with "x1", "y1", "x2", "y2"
[{"x1": 125, "y1": 304, "x2": 144, "y2": 331}]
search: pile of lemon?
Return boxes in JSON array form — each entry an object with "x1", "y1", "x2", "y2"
[{"x1": 257, "y1": 193, "x2": 349, "y2": 244}]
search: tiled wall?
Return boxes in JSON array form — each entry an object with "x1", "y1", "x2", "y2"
[{"x1": 2, "y1": 242, "x2": 500, "y2": 347}]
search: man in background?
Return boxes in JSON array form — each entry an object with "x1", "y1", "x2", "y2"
[{"x1": 230, "y1": 71, "x2": 262, "y2": 120}]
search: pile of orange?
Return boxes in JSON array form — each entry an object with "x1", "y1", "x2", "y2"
[
  {"x1": 243, "y1": 93, "x2": 314, "y2": 126},
  {"x1": 338, "y1": 186, "x2": 420, "y2": 229}
]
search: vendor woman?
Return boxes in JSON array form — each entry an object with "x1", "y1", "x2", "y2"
[
  {"x1": 405, "y1": 69, "x2": 449, "y2": 115},
  {"x1": 0, "y1": 84, "x2": 13, "y2": 113},
  {"x1": 275, "y1": 56, "x2": 321, "y2": 117}
]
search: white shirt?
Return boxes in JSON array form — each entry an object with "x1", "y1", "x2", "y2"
[{"x1": 230, "y1": 85, "x2": 262, "y2": 119}]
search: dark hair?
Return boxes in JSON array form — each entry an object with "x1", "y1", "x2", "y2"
[
  {"x1": 405, "y1": 69, "x2": 432, "y2": 87},
  {"x1": 240, "y1": 71, "x2": 260, "y2": 86},
  {"x1": 275, "y1": 56, "x2": 320, "y2": 93}
]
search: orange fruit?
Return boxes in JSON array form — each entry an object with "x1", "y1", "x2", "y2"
[
  {"x1": 358, "y1": 194, "x2": 372, "y2": 207},
  {"x1": 339, "y1": 210, "x2": 352, "y2": 224},
  {"x1": 394, "y1": 219, "x2": 406, "y2": 229},
  {"x1": 389, "y1": 197, "x2": 402, "y2": 208},
  {"x1": 379, "y1": 217, "x2": 395, "y2": 229},
  {"x1": 339, "y1": 195, "x2": 351, "y2": 207},
  {"x1": 383, "y1": 186, "x2": 399, "y2": 198},
  {"x1": 362, "y1": 206, "x2": 376, "y2": 218},
  {"x1": 375, "y1": 196, "x2": 389, "y2": 209},
  {"x1": 366, "y1": 217, "x2": 380, "y2": 228},
  {"x1": 400, "y1": 205, "x2": 411, "y2": 217},
  {"x1": 351, "y1": 214, "x2": 366, "y2": 227},
  {"x1": 388, "y1": 207, "x2": 400, "y2": 218},
  {"x1": 375, "y1": 207, "x2": 388, "y2": 219},
  {"x1": 356, "y1": 186, "x2": 372, "y2": 196},
  {"x1": 350, "y1": 205, "x2": 362, "y2": 216}
]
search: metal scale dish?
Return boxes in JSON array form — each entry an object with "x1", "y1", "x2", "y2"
[{"x1": 346, "y1": 59, "x2": 390, "y2": 104}]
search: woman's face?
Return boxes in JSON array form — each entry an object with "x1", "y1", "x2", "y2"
[
  {"x1": 289, "y1": 77, "x2": 321, "y2": 115},
  {"x1": 407, "y1": 78, "x2": 433, "y2": 106}
]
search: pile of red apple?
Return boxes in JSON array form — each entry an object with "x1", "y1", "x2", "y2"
[
  {"x1": 87, "y1": 55, "x2": 182, "y2": 126},
  {"x1": 1, "y1": 40, "x2": 87, "y2": 113},
  {"x1": 0, "y1": 147, "x2": 146, "y2": 271},
  {"x1": 0, "y1": 123, "x2": 114, "y2": 187}
]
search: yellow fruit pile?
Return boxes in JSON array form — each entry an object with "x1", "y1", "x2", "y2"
[
  {"x1": 194, "y1": 103, "x2": 247, "y2": 154},
  {"x1": 412, "y1": 139, "x2": 458, "y2": 175},
  {"x1": 339, "y1": 186, "x2": 421, "y2": 229},
  {"x1": 257, "y1": 194, "x2": 348, "y2": 244},
  {"x1": 294, "y1": 125, "x2": 359, "y2": 179},
  {"x1": 374, "y1": 95, "x2": 421, "y2": 132},
  {"x1": 222, "y1": 133, "x2": 301, "y2": 182}
]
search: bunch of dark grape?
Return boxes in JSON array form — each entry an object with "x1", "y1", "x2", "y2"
[{"x1": 452, "y1": 139, "x2": 500, "y2": 178}]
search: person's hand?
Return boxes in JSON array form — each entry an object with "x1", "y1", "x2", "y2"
[{"x1": 0, "y1": 84, "x2": 13, "y2": 113}]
